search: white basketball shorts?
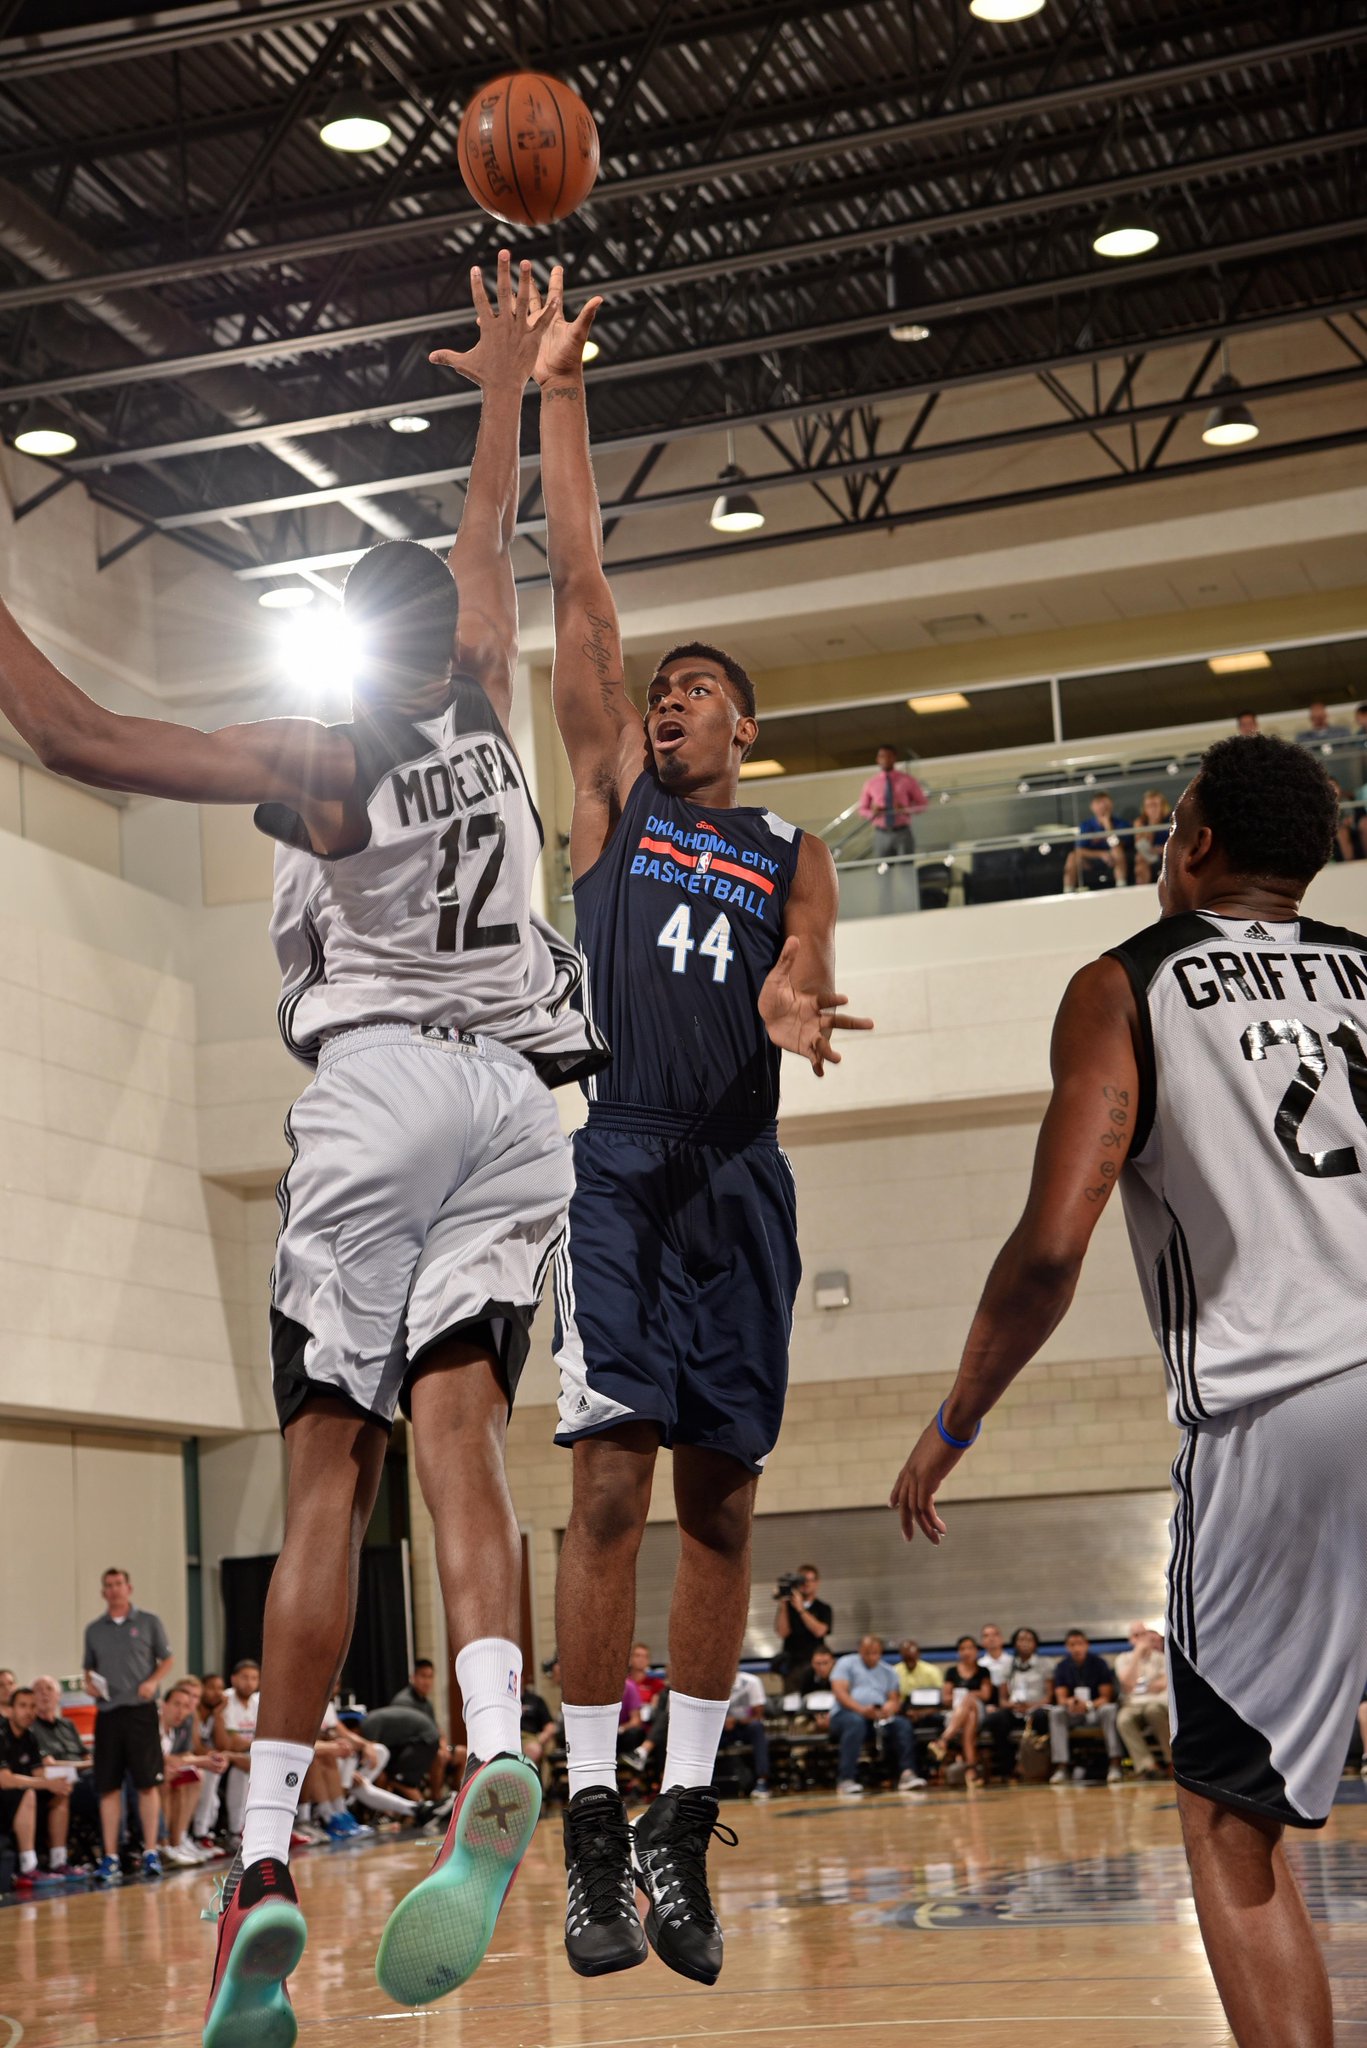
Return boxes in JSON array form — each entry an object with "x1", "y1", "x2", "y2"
[
  {"x1": 270, "y1": 1024, "x2": 572, "y2": 1428},
  {"x1": 1168, "y1": 1356, "x2": 1367, "y2": 1826}
]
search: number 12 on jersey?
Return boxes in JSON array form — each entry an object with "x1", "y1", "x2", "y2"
[{"x1": 657, "y1": 905, "x2": 736, "y2": 983}]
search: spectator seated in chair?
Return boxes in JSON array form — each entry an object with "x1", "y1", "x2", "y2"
[
  {"x1": 1115, "y1": 1622, "x2": 1171, "y2": 1781},
  {"x1": 1047, "y1": 1630, "x2": 1124, "y2": 1783},
  {"x1": 1, "y1": 1685, "x2": 73, "y2": 1888},
  {"x1": 982, "y1": 1628, "x2": 1052, "y2": 1781},
  {"x1": 894, "y1": 1638, "x2": 945, "y2": 1775},
  {"x1": 928, "y1": 1637, "x2": 994, "y2": 1785},
  {"x1": 31, "y1": 1673, "x2": 100, "y2": 1861},
  {"x1": 1063, "y1": 792, "x2": 1126, "y2": 892},
  {"x1": 830, "y1": 1636, "x2": 920, "y2": 1796},
  {"x1": 189, "y1": 1674, "x2": 230, "y2": 1850},
  {"x1": 720, "y1": 1669, "x2": 772, "y2": 1799},
  {"x1": 212, "y1": 1659, "x2": 259, "y2": 1842},
  {"x1": 159, "y1": 1682, "x2": 222, "y2": 1865}
]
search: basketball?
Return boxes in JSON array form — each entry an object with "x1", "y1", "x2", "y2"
[{"x1": 457, "y1": 72, "x2": 600, "y2": 228}]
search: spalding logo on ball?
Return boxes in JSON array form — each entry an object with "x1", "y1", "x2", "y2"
[{"x1": 458, "y1": 72, "x2": 600, "y2": 228}]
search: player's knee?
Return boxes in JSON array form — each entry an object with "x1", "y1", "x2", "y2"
[
  {"x1": 676, "y1": 1488, "x2": 751, "y2": 1560},
  {"x1": 570, "y1": 1464, "x2": 650, "y2": 1550}
]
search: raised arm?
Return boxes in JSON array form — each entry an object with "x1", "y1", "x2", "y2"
[
  {"x1": 0, "y1": 593, "x2": 357, "y2": 836},
  {"x1": 758, "y1": 833, "x2": 874, "y2": 1076},
  {"x1": 889, "y1": 955, "x2": 1141, "y2": 1542},
  {"x1": 534, "y1": 269, "x2": 645, "y2": 877},
  {"x1": 430, "y1": 252, "x2": 549, "y2": 730}
]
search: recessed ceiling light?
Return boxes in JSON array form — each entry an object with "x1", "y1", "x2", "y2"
[
  {"x1": 907, "y1": 691, "x2": 970, "y2": 713},
  {"x1": 259, "y1": 585, "x2": 316, "y2": 610},
  {"x1": 970, "y1": 0, "x2": 1045, "y2": 17},
  {"x1": 1208, "y1": 650, "x2": 1271, "y2": 674},
  {"x1": 388, "y1": 414, "x2": 430, "y2": 434},
  {"x1": 739, "y1": 758, "x2": 785, "y2": 779}
]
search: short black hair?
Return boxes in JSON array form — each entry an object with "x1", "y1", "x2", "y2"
[
  {"x1": 876, "y1": 741, "x2": 898, "y2": 756},
  {"x1": 344, "y1": 539, "x2": 459, "y2": 688},
  {"x1": 1066, "y1": 1628, "x2": 1088, "y2": 1641},
  {"x1": 1012, "y1": 1626, "x2": 1039, "y2": 1648},
  {"x1": 654, "y1": 641, "x2": 756, "y2": 720},
  {"x1": 956, "y1": 1635, "x2": 979, "y2": 1652},
  {"x1": 9, "y1": 1686, "x2": 33, "y2": 1705},
  {"x1": 1193, "y1": 734, "x2": 1338, "y2": 886},
  {"x1": 413, "y1": 1658, "x2": 434, "y2": 1672},
  {"x1": 232, "y1": 1659, "x2": 260, "y2": 1676}
]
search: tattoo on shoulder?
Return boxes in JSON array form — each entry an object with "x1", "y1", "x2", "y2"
[{"x1": 1084, "y1": 1084, "x2": 1130, "y2": 1203}]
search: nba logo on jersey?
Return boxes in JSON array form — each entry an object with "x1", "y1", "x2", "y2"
[{"x1": 696, "y1": 850, "x2": 713, "y2": 874}]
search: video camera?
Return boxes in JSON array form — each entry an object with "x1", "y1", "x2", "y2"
[{"x1": 773, "y1": 1571, "x2": 804, "y2": 1601}]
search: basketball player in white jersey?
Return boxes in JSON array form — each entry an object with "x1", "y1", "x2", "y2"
[
  {"x1": 891, "y1": 735, "x2": 1365, "y2": 2048},
  {"x1": 0, "y1": 255, "x2": 604, "y2": 2046}
]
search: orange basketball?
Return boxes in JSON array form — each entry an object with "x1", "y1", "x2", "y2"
[{"x1": 458, "y1": 72, "x2": 600, "y2": 229}]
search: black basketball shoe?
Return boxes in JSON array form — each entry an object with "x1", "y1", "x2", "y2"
[
  {"x1": 562, "y1": 1786, "x2": 647, "y2": 1977},
  {"x1": 631, "y1": 1784, "x2": 737, "y2": 1985}
]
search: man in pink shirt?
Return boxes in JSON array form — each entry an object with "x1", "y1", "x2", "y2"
[{"x1": 858, "y1": 746, "x2": 929, "y2": 860}]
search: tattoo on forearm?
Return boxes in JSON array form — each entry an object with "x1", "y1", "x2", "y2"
[
  {"x1": 579, "y1": 610, "x2": 624, "y2": 718},
  {"x1": 1084, "y1": 1084, "x2": 1130, "y2": 1203},
  {"x1": 545, "y1": 383, "x2": 583, "y2": 403}
]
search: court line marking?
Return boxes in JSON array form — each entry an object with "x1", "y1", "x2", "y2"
[{"x1": 1, "y1": 2019, "x2": 23, "y2": 2048}]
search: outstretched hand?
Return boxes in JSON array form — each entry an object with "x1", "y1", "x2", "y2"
[
  {"x1": 533, "y1": 263, "x2": 603, "y2": 386},
  {"x1": 888, "y1": 1419, "x2": 963, "y2": 1545},
  {"x1": 429, "y1": 249, "x2": 552, "y2": 390},
  {"x1": 757, "y1": 934, "x2": 873, "y2": 1077}
]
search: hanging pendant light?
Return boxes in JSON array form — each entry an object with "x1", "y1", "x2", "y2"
[
  {"x1": 319, "y1": 63, "x2": 392, "y2": 153},
  {"x1": 11, "y1": 402, "x2": 77, "y2": 457},
  {"x1": 710, "y1": 430, "x2": 764, "y2": 533},
  {"x1": 886, "y1": 246, "x2": 932, "y2": 343}
]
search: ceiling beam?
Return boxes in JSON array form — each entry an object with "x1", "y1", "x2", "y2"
[
  {"x1": 7, "y1": 210, "x2": 1365, "y2": 411},
  {"x1": 156, "y1": 360, "x2": 1367, "y2": 537},
  {"x1": 0, "y1": 0, "x2": 380, "y2": 77},
  {"x1": 0, "y1": 22, "x2": 1358, "y2": 314},
  {"x1": 59, "y1": 293, "x2": 1367, "y2": 475}
]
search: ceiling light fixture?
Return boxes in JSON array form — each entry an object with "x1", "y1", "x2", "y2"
[
  {"x1": 11, "y1": 403, "x2": 77, "y2": 457},
  {"x1": 387, "y1": 414, "x2": 430, "y2": 434},
  {"x1": 907, "y1": 691, "x2": 970, "y2": 714},
  {"x1": 258, "y1": 585, "x2": 316, "y2": 610},
  {"x1": 739, "y1": 758, "x2": 785, "y2": 779},
  {"x1": 1092, "y1": 205, "x2": 1160, "y2": 259},
  {"x1": 1208, "y1": 650, "x2": 1271, "y2": 674},
  {"x1": 1201, "y1": 358, "x2": 1259, "y2": 448},
  {"x1": 581, "y1": 337, "x2": 601, "y2": 363},
  {"x1": 710, "y1": 429, "x2": 764, "y2": 534},
  {"x1": 970, "y1": 0, "x2": 1046, "y2": 19},
  {"x1": 886, "y1": 246, "x2": 932, "y2": 343},
  {"x1": 318, "y1": 70, "x2": 393, "y2": 153}
]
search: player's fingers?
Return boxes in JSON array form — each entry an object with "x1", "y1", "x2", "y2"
[
  {"x1": 469, "y1": 266, "x2": 492, "y2": 320},
  {"x1": 546, "y1": 262, "x2": 565, "y2": 309},
  {"x1": 495, "y1": 247, "x2": 514, "y2": 311},
  {"x1": 574, "y1": 294, "x2": 605, "y2": 340},
  {"x1": 916, "y1": 1501, "x2": 943, "y2": 1546},
  {"x1": 428, "y1": 348, "x2": 471, "y2": 372},
  {"x1": 830, "y1": 1011, "x2": 875, "y2": 1032},
  {"x1": 515, "y1": 257, "x2": 532, "y2": 317},
  {"x1": 527, "y1": 271, "x2": 544, "y2": 320},
  {"x1": 776, "y1": 934, "x2": 800, "y2": 970}
]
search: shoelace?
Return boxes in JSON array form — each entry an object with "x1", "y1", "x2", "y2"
[
  {"x1": 641, "y1": 1793, "x2": 738, "y2": 1928},
  {"x1": 567, "y1": 1805, "x2": 638, "y2": 1923}
]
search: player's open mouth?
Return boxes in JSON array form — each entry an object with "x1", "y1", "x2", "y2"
[{"x1": 654, "y1": 721, "x2": 687, "y2": 752}]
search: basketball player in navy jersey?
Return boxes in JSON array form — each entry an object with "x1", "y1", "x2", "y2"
[
  {"x1": 532, "y1": 278, "x2": 871, "y2": 1984},
  {"x1": 891, "y1": 736, "x2": 1367, "y2": 2048},
  {"x1": 0, "y1": 257, "x2": 605, "y2": 2044}
]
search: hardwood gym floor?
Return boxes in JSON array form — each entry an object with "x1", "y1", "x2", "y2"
[{"x1": 4, "y1": 1782, "x2": 1367, "y2": 2047}]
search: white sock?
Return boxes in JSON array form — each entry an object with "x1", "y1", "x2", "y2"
[
  {"x1": 241, "y1": 1740, "x2": 314, "y2": 1868},
  {"x1": 50, "y1": 1845, "x2": 67, "y2": 1869},
  {"x1": 563, "y1": 1702, "x2": 623, "y2": 1799},
  {"x1": 358, "y1": 1742, "x2": 391, "y2": 1785},
  {"x1": 456, "y1": 1636, "x2": 523, "y2": 1764},
  {"x1": 19, "y1": 1850, "x2": 36, "y2": 1874},
  {"x1": 662, "y1": 1693, "x2": 730, "y2": 1792},
  {"x1": 296, "y1": 1802, "x2": 312, "y2": 1823}
]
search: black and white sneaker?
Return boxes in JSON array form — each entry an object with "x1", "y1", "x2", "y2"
[
  {"x1": 631, "y1": 1785, "x2": 736, "y2": 1985},
  {"x1": 562, "y1": 1786, "x2": 647, "y2": 1978}
]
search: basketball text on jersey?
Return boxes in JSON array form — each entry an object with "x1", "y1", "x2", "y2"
[
  {"x1": 1107, "y1": 910, "x2": 1367, "y2": 1422},
  {"x1": 572, "y1": 773, "x2": 803, "y2": 1129},
  {"x1": 630, "y1": 812, "x2": 782, "y2": 923}
]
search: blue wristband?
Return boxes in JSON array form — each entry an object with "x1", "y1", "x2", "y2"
[{"x1": 936, "y1": 1402, "x2": 981, "y2": 1450}]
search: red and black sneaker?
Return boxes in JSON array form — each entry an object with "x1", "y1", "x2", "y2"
[
  {"x1": 202, "y1": 1854, "x2": 308, "y2": 2048},
  {"x1": 374, "y1": 1752, "x2": 541, "y2": 2006}
]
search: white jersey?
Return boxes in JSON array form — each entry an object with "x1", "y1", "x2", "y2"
[
  {"x1": 1109, "y1": 909, "x2": 1367, "y2": 1420},
  {"x1": 259, "y1": 677, "x2": 607, "y2": 1087}
]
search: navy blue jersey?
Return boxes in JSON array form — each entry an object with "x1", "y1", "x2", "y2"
[{"x1": 573, "y1": 772, "x2": 803, "y2": 1131}]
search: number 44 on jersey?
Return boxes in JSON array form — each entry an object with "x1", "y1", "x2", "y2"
[{"x1": 657, "y1": 905, "x2": 736, "y2": 983}]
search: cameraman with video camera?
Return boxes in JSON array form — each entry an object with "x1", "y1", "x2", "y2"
[{"x1": 774, "y1": 1565, "x2": 833, "y2": 1691}]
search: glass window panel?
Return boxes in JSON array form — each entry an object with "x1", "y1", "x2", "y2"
[
  {"x1": 757, "y1": 679, "x2": 1054, "y2": 774},
  {"x1": 1059, "y1": 640, "x2": 1366, "y2": 743}
]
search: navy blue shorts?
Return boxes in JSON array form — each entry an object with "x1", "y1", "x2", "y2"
[{"x1": 553, "y1": 1111, "x2": 801, "y2": 1473}]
